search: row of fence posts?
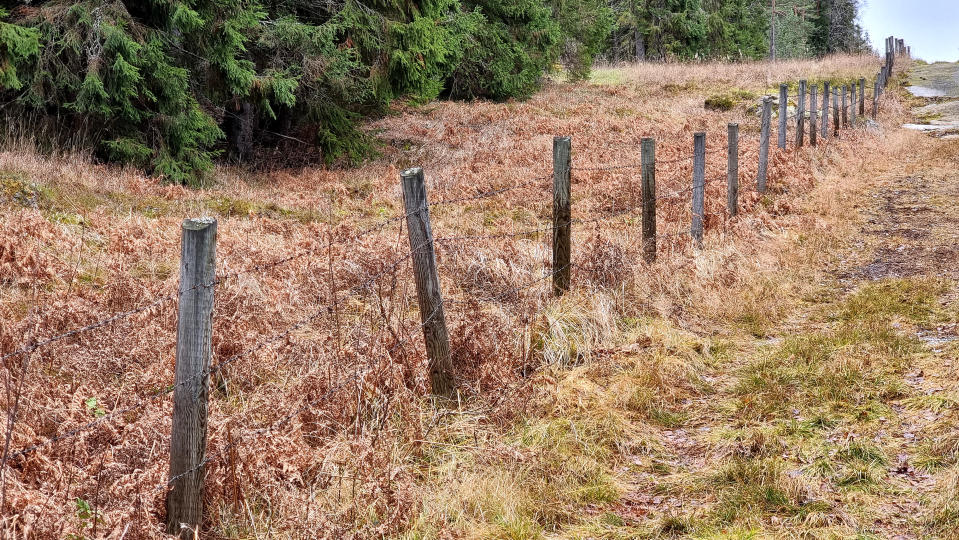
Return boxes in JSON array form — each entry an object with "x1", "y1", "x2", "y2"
[
  {"x1": 777, "y1": 77, "x2": 865, "y2": 150},
  {"x1": 879, "y1": 35, "x2": 907, "y2": 98},
  {"x1": 163, "y1": 40, "x2": 910, "y2": 537},
  {"x1": 772, "y1": 35, "x2": 907, "y2": 155}
]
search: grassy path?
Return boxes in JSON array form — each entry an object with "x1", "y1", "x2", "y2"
[
  {"x1": 596, "y1": 138, "x2": 959, "y2": 538},
  {"x1": 408, "y1": 141, "x2": 959, "y2": 540},
  {"x1": 394, "y1": 65, "x2": 959, "y2": 540}
]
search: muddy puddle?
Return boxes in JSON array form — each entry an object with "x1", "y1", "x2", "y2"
[{"x1": 905, "y1": 62, "x2": 959, "y2": 136}]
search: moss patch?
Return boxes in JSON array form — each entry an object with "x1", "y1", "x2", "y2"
[{"x1": 705, "y1": 89, "x2": 757, "y2": 111}]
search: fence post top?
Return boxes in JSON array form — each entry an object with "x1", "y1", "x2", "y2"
[
  {"x1": 728, "y1": 122, "x2": 739, "y2": 128},
  {"x1": 182, "y1": 217, "x2": 216, "y2": 231},
  {"x1": 401, "y1": 167, "x2": 424, "y2": 179},
  {"x1": 553, "y1": 135, "x2": 572, "y2": 143}
]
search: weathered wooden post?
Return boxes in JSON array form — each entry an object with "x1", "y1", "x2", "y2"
[
  {"x1": 841, "y1": 85, "x2": 848, "y2": 126},
  {"x1": 552, "y1": 136, "x2": 572, "y2": 296},
  {"x1": 822, "y1": 81, "x2": 830, "y2": 140},
  {"x1": 833, "y1": 86, "x2": 840, "y2": 137},
  {"x1": 757, "y1": 97, "x2": 772, "y2": 194},
  {"x1": 859, "y1": 78, "x2": 866, "y2": 116},
  {"x1": 727, "y1": 123, "x2": 739, "y2": 217},
  {"x1": 691, "y1": 133, "x2": 706, "y2": 246},
  {"x1": 400, "y1": 168, "x2": 453, "y2": 395},
  {"x1": 873, "y1": 79, "x2": 880, "y2": 118},
  {"x1": 851, "y1": 83, "x2": 857, "y2": 126},
  {"x1": 778, "y1": 84, "x2": 788, "y2": 149},
  {"x1": 641, "y1": 138, "x2": 656, "y2": 261},
  {"x1": 810, "y1": 85, "x2": 818, "y2": 146},
  {"x1": 796, "y1": 80, "x2": 806, "y2": 148},
  {"x1": 167, "y1": 217, "x2": 217, "y2": 539}
]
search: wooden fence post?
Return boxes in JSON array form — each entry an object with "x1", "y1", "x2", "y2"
[
  {"x1": 859, "y1": 78, "x2": 866, "y2": 116},
  {"x1": 873, "y1": 79, "x2": 880, "y2": 118},
  {"x1": 400, "y1": 168, "x2": 454, "y2": 395},
  {"x1": 841, "y1": 85, "x2": 848, "y2": 126},
  {"x1": 778, "y1": 84, "x2": 788, "y2": 149},
  {"x1": 552, "y1": 136, "x2": 572, "y2": 296},
  {"x1": 822, "y1": 81, "x2": 830, "y2": 140},
  {"x1": 757, "y1": 97, "x2": 772, "y2": 194},
  {"x1": 691, "y1": 133, "x2": 706, "y2": 246},
  {"x1": 641, "y1": 138, "x2": 656, "y2": 261},
  {"x1": 810, "y1": 85, "x2": 818, "y2": 147},
  {"x1": 167, "y1": 217, "x2": 217, "y2": 539},
  {"x1": 851, "y1": 83, "x2": 857, "y2": 126},
  {"x1": 796, "y1": 80, "x2": 806, "y2": 148},
  {"x1": 833, "y1": 86, "x2": 840, "y2": 137},
  {"x1": 727, "y1": 123, "x2": 739, "y2": 217}
]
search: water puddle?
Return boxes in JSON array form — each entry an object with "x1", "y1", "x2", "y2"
[
  {"x1": 907, "y1": 85, "x2": 949, "y2": 98},
  {"x1": 918, "y1": 331, "x2": 958, "y2": 351},
  {"x1": 902, "y1": 123, "x2": 959, "y2": 137},
  {"x1": 903, "y1": 123, "x2": 946, "y2": 131}
]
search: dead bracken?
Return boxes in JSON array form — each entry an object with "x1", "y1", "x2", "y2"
[{"x1": 6, "y1": 52, "x2": 958, "y2": 539}]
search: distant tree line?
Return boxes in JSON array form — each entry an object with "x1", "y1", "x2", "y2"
[{"x1": 0, "y1": 0, "x2": 868, "y2": 184}]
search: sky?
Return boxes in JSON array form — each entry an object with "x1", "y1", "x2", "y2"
[{"x1": 860, "y1": 0, "x2": 959, "y2": 62}]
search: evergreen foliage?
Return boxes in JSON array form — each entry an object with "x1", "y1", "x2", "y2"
[
  {"x1": 606, "y1": 0, "x2": 867, "y2": 62},
  {"x1": 0, "y1": 1, "x2": 869, "y2": 184},
  {"x1": 449, "y1": 0, "x2": 561, "y2": 99},
  {"x1": 552, "y1": 0, "x2": 613, "y2": 81},
  {"x1": 808, "y1": 0, "x2": 870, "y2": 56}
]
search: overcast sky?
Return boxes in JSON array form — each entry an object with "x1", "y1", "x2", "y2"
[{"x1": 860, "y1": 0, "x2": 959, "y2": 62}]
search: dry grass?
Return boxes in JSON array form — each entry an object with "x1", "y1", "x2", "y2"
[
  {"x1": 593, "y1": 54, "x2": 879, "y2": 90},
  {"x1": 0, "y1": 52, "x2": 928, "y2": 539}
]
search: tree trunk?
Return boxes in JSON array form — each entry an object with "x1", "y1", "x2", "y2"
[
  {"x1": 769, "y1": 0, "x2": 776, "y2": 60},
  {"x1": 612, "y1": 28, "x2": 620, "y2": 63},
  {"x1": 634, "y1": 28, "x2": 645, "y2": 61},
  {"x1": 223, "y1": 101, "x2": 254, "y2": 163}
]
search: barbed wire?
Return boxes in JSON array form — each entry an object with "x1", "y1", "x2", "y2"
[
  {"x1": 162, "y1": 300, "x2": 447, "y2": 491},
  {"x1": 570, "y1": 152, "x2": 697, "y2": 172},
  {"x1": 656, "y1": 174, "x2": 726, "y2": 202},
  {"x1": 0, "y1": 293, "x2": 178, "y2": 366},
  {"x1": 430, "y1": 173, "x2": 553, "y2": 207},
  {"x1": 434, "y1": 225, "x2": 554, "y2": 245},
  {"x1": 0, "y1": 208, "x2": 424, "y2": 366},
  {"x1": 4, "y1": 70, "x2": 892, "y2": 504},
  {"x1": 447, "y1": 262, "x2": 574, "y2": 305},
  {"x1": 0, "y1": 122, "x2": 770, "y2": 423},
  {"x1": 161, "y1": 363, "x2": 358, "y2": 490},
  {"x1": 5, "y1": 238, "x2": 430, "y2": 463}
]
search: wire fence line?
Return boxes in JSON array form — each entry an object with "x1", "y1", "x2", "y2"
[
  {"x1": 0, "y1": 50, "x2": 905, "y2": 534},
  {"x1": 3, "y1": 239, "x2": 432, "y2": 465},
  {"x1": 0, "y1": 127, "x2": 771, "y2": 370}
]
